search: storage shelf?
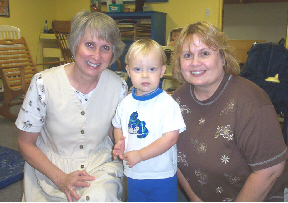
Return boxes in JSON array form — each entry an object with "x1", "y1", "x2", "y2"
[
  {"x1": 39, "y1": 33, "x2": 63, "y2": 68},
  {"x1": 106, "y1": 11, "x2": 166, "y2": 46},
  {"x1": 105, "y1": 11, "x2": 166, "y2": 76}
]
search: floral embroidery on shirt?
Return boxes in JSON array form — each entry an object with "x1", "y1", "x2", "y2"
[
  {"x1": 222, "y1": 197, "x2": 235, "y2": 202},
  {"x1": 215, "y1": 125, "x2": 234, "y2": 141},
  {"x1": 221, "y1": 155, "x2": 230, "y2": 164},
  {"x1": 175, "y1": 97, "x2": 191, "y2": 115},
  {"x1": 195, "y1": 169, "x2": 208, "y2": 186},
  {"x1": 177, "y1": 151, "x2": 188, "y2": 167},
  {"x1": 191, "y1": 139, "x2": 207, "y2": 153},
  {"x1": 199, "y1": 118, "x2": 205, "y2": 125},
  {"x1": 216, "y1": 186, "x2": 223, "y2": 193},
  {"x1": 224, "y1": 173, "x2": 241, "y2": 184},
  {"x1": 220, "y1": 99, "x2": 235, "y2": 115}
]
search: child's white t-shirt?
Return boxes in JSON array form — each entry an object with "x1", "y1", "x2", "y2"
[{"x1": 112, "y1": 90, "x2": 186, "y2": 180}]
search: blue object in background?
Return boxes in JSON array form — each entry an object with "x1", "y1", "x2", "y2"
[{"x1": 0, "y1": 146, "x2": 25, "y2": 190}]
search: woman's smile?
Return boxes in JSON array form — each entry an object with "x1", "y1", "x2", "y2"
[
  {"x1": 86, "y1": 61, "x2": 101, "y2": 68},
  {"x1": 191, "y1": 70, "x2": 206, "y2": 76}
]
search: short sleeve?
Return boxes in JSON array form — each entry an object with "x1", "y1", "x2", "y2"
[
  {"x1": 15, "y1": 73, "x2": 47, "y2": 133},
  {"x1": 237, "y1": 105, "x2": 288, "y2": 171},
  {"x1": 112, "y1": 100, "x2": 123, "y2": 129},
  {"x1": 119, "y1": 78, "x2": 128, "y2": 101},
  {"x1": 162, "y1": 98, "x2": 186, "y2": 134}
]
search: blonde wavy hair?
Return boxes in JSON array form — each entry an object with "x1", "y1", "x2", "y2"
[
  {"x1": 125, "y1": 39, "x2": 166, "y2": 65},
  {"x1": 173, "y1": 22, "x2": 240, "y2": 83}
]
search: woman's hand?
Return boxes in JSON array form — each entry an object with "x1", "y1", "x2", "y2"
[
  {"x1": 17, "y1": 130, "x2": 95, "y2": 202},
  {"x1": 113, "y1": 136, "x2": 126, "y2": 160},
  {"x1": 58, "y1": 170, "x2": 95, "y2": 202}
]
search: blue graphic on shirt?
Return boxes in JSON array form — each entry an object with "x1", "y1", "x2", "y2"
[{"x1": 128, "y1": 111, "x2": 149, "y2": 138}]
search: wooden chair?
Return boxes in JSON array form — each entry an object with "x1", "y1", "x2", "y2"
[
  {"x1": 52, "y1": 20, "x2": 122, "y2": 71},
  {"x1": 52, "y1": 20, "x2": 74, "y2": 63},
  {"x1": 0, "y1": 37, "x2": 64, "y2": 121},
  {"x1": 0, "y1": 25, "x2": 21, "y2": 92}
]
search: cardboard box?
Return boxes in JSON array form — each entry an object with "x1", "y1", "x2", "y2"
[{"x1": 109, "y1": 4, "x2": 124, "y2": 12}]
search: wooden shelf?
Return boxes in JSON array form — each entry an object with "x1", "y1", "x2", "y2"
[{"x1": 39, "y1": 33, "x2": 63, "y2": 68}]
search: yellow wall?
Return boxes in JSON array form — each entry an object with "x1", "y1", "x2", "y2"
[
  {"x1": 142, "y1": 0, "x2": 223, "y2": 40},
  {"x1": 0, "y1": 0, "x2": 58, "y2": 66},
  {"x1": 0, "y1": 0, "x2": 223, "y2": 64}
]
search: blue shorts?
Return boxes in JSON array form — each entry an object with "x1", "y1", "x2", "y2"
[{"x1": 127, "y1": 174, "x2": 177, "y2": 202}]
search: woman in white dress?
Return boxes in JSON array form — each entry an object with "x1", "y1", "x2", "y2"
[{"x1": 16, "y1": 10, "x2": 127, "y2": 202}]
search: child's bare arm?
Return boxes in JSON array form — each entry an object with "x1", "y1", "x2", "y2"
[
  {"x1": 124, "y1": 130, "x2": 179, "y2": 168},
  {"x1": 113, "y1": 127, "x2": 125, "y2": 160}
]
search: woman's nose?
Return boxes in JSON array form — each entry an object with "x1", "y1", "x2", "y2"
[
  {"x1": 91, "y1": 49, "x2": 100, "y2": 60},
  {"x1": 191, "y1": 56, "x2": 201, "y2": 67}
]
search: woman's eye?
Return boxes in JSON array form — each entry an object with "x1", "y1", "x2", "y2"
[
  {"x1": 183, "y1": 53, "x2": 192, "y2": 58},
  {"x1": 201, "y1": 51, "x2": 209, "y2": 57},
  {"x1": 86, "y1": 42, "x2": 93, "y2": 47},
  {"x1": 103, "y1": 45, "x2": 110, "y2": 50}
]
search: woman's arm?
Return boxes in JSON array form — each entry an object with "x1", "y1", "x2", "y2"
[
  {"x1": 124, "y1": 130, "x2": 179, "y2": 168},
  {"x1": 17, "y1": 130, "x2": 95, "y2": 202},
  {"x1": 235, "y1": 160, "x2": 286, "y2": 201},
  {"x1": 177, "y1": 168, "x2": 202, "y2": 202}
]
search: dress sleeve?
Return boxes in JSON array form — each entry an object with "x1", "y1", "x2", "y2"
[
  {"x1": 112, "y1": 101, "x2": 123, "y2": 129},
  {"x1": 237, "y1": 104, "x2": 288, "y2": 171},
  {"x1": 119, "y1": 78, "x2": 128, "y2": 101},
  {"x1": 15, "y1": 73, "x2": 47, "y2": 133}
]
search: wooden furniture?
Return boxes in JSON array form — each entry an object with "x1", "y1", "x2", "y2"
[
  {"x1": 0, "y1": 25, "x2": 21, "y2": 92},
  {"x1": 0, "y1": 37, "x2": 63, "y2": 121},
  {"x1": 0, "y1": 25, "x2": 20, "y2": 40},
  {"x1": 105, "y1": 11, "x2": 166, "y2": 73},
  {"x1": 52, "y1": 20, "x2": 73, "y2": 63},
  {"x1": 39, "y1": 33, "x2": 63, "y2": 68},
  {"x1": 106, "y1": 11, "x2": 167, "y2": 45},
  {"x1": 228, "y1": 39, "x2": 265, "y2": 65}
]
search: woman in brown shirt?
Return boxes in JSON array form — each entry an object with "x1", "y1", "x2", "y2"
[{"x1": 172, "y1": 21, "x2": 287, "y2": 201}]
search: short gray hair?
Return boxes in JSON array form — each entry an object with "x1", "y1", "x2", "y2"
[{"x1": 68, "y1": 10, "x2": 125, "y2": 65}]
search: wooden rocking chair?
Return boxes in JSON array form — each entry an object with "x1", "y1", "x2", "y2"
[
  {"x1": 52, "y1": 20, "x2": 74, "y2": 63},
  {"x1": 52, "y1": 20, "x2": 122, "y2": 70},
  {"x1": 0, "y1": 37, "x2": 64, "y2": 121}
]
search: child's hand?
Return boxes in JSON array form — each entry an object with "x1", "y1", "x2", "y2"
[
  {"x1": 113, "y1": 136, "x2": 126, "y2": 160},
  {"x1": 123, "y1": 150, "x2": 142, "y2": 168}
]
